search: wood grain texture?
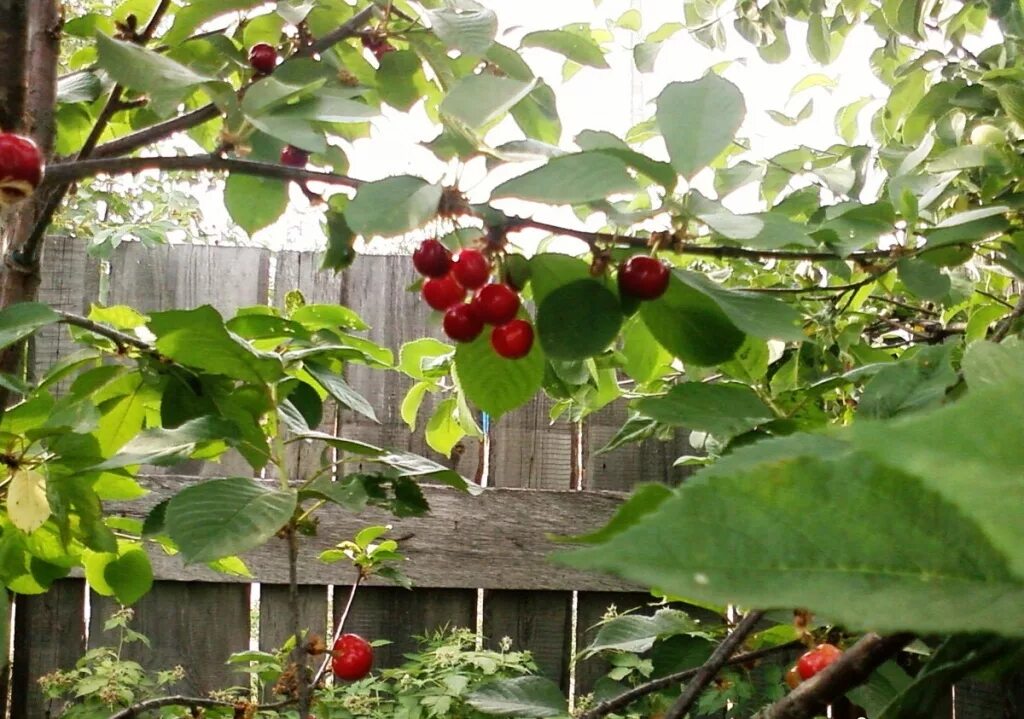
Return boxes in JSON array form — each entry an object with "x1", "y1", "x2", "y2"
[
  {"x1": 488, "y1": 397, "x2": 576, "y2": 490},
  {"x1": 483, "y1": 590, "x2": 572, "y2": 689},
  {"x1": 10, "y1": 579, "x2": 86, "y2": 718},
  {"x1": 339, "y1": 255, "x2": 483, "y2": 482},
  {"x1": 103, "y1": 477, "x2": 640, "y2": 591},
  {"x1": 89, "y1": 582, "x2": 252, "y2": 697},
  {"x1": 31, "y1": 235, "x2": 101, "y2": 385},
  {"x1": 108, "y1": 241, "x2": 271, "y2": 478},
  {"x1": 336, "y1": 585, "x2": 476, "y2": 669}
]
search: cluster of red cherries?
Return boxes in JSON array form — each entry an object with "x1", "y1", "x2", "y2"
[
  {"x1": 785, "y1": 643, "x2": 842, "y2": 689},
  {"x1": 413, "y1": 239, "x2": 534, "y2": 359}
]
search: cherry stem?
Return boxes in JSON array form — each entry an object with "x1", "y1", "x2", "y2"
[{"x1": 310, "y1": 569, "x2": 364, "y2": 689}]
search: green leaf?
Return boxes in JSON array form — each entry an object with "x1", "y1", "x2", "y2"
[
  {"x1": 633, "y1": 382, "x2": 775, "y2": 438},
  {"x1": 0, "y1": 303, "x2": 59, "y2": 350},
  {"x1": 305, "y1": 364, "x2": 378, "y2": 422},
  {"x1": 466, "y1": 676, "x2": 568, "y2": 718},
  {"x1": 425, "y1": 398, "x2": 464, "y2": 457},
  {"x1": 551, "y1": 483, "x2": 672, "y2": 544},
  {"x1": 882, "y1": 0, "x2": 926, "y2": 39},
  {"x1": 640, "y1": 275, "x2": 745, "y2": 367},
  {"x1": 104, "y1": 549, "x2": 153, "y2": 606},
  {"x1": 674, "y1": 270, "x2": 805, "y2": 342},
  {"x1": 492, "y1": 152, "x2": 637, "y2": 204},
  {"x1": 454, "y1": 327, "x2": 545, "y2": 419},
  {"x1": 96, "y1": 33, "x2": 214, "y2": 95},
  {"x1": 399, "y1": 338, "x2": 453, "y2": 379},
  {"x1": 8, "y1": 468, "x2": 51, "y2": 533},
  {"x1": 521, "y1": 29, "x2": 609, "y2": 68},
  {"x1": 858, "y1": 344, "x2": 958, "y2": 419},
  {"x1": 57, "y1": 71, "x2": 102, "y2": 104},
  {"x1": 897, "y1": 259, "x2": 950, "y2": 301},
  {"x1": 149, "y1": 306, "x2": 284, "y2": 383},
  {"x1": 922, "y1": 206, "x2": 1009, "y2": 249},
  {"x1": 536, "y1": 280, "x2": 622, "y2": 360},
  {"x1": 656, "y1": 75, "x2": 745, "y2": 179},
  {"x1": 94, "y1": 416, "x2": 238, "y2": 470},
  {"x1": 583, "y1": 608, "x2": 705, "y2": 655},
  {"x1": 224, "y1": 174, "x2": 289, "y2": 236},
  {"x1": 165, "y1": 478, "x2": 297, "y2": 564},
  {"x1": 401, "y1": 380, "x2": 432, "y2": 430},
  {"x1": 426, "y1": 1, "x2": 498, "y2": 56},
  {"x1": 163, "y1": 0, "x2": 265, "y2": 45},
  {"x1": 441, "y1": 75, "x2": 537, "y2": 129},
  {"x1": 346, "y1": 176, "x2": 443, "y2": 238}
]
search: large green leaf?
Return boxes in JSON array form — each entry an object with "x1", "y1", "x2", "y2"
[
  {"x1": 536, "y1": 279, "x2": 622, "y2": 359},
  {"x1": 656, "y1": 75, "x2": 745, "y2": 179},
  {"x1": 466, "y1": 676, "x2": 568, "y2": 718},
  {"x1": 441, "y1": 75, "x2": 537, "y2": 129},
  {"x1": 562, "y1": 372, "x2": 1024, "y2": 636},
  {"x1": 639, "y1": 275, "x2": 745, "y2": 366},
  {"x1": 224, "y1": 174, "x2": 289, "y2": 236},
  {"x1": 104, "y1": 549, "x2": 153, "y2": 606},
  {"x1": 149, "y1": 306, "x2": 283, "y2": 383},
  {"x1": 521, "y1": 29, "x2": 609, "y2": 68},
  {"x1": 163, "y1": 0, "x2": 264, "y2": 45},
  {"x1": 674, "y1": 270, "x2": 805, "y2": 342},
  {"x1": 96, "y1": 34, "x2": 214, "y2": 96},
  {"x1": 426, "y1": 1, "x2": 498, "y2": 56},
  {"x1": 346, "y1": 176, "x2": 443, "y2": 238},
  {"x1": 858, "y1": 344, "x2": 958, "y2": 419},
  {"x1": 165, "y1": 477, "x2": 297, "y2": 563},
  {"x1": 492, "y1": 152, "x2": 637, "y2": 204},
  {"x1": 633, "y1": 382, "x2": 775, "y2": 437},
  {"x1": 581, "y1": 608, "x2": 706, "y2": 656},
  {"x1": 454, "y1": 327, "x2": 545, "y2": 419},
  {"x1": 305, "y1": 364, "x2": 378, "y2": 422},
  {"x1": 0, "y1": 303, "x2": 59, "y2": 351},
  {"x1": 93, "y1": 416, "x2": 238, "y2": 470}
]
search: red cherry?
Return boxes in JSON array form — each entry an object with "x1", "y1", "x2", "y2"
[
  {"x1": 451, "y1": 249, "x2": 491, "y2": 290},
  {"x1": 422, "y1": 274, "x2": 466, "y2": 311},
  {"x1": 618, "y1": 256, "x2": 670, "y2": 301},
  {"x1": 443, "y1": 303, "x2": 484, "y2": 343},
  {"x1": 331, "y1": 633, "x2": 373, "y2": 681},
  {"x1": 491, "y1": 319, "x2": 534, "y2": 359},
  {"x1": 0, "y1": 133, "x2": 43, "y2": 206},
  {"x1": 472, "y1": 284, "x2": 520, "y2": 325},
  {"x1": 280, "y1": 145, "x2": 310, "y2": 168},
  {"x1": 796, "y1": 644, "x2": 842, "y2": 681},
  {"x1": 412, "y1": 239, "x2": 452, "y2": 278},
  {"x1": 248, "y1": 43, "x2": 278, "y2": 75},
  {"x1": 361, "y1": 34, "x2": 395, "y2": 59}
]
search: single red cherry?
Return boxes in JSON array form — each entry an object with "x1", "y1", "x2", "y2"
[
  {"x1": 618, "y1": 256, "x2": 670, "y2": 301},
  {"x1": 248, "y1": 43, "x2": 278, "y2": 75},
  {"x1": 491, "y1": 319, "x2": 534, "y2": 359},
  {"x1": 332, "y1": 633, "x2": 373, "y2": 681},
  {"x1": 796, "y1": 643, "x2": 842, "y2": 681},
  {"x1": 413, "y1": 239, "x2": 452, "y2": 278},
  {"x1": 280, "y1": 145, "x2": 310, "y2": 168},
  {"x1": 443, "y1": 303, "x2": 484, "y2": 343},
  {"x1": 422, "y1": 274, "x2": 466, "y2": 311},
  {"x1": 472, "y1": 284, "x2": 520, "y2": 326},
  {"x1": 0, "y1": 133, "x2": 43, "y2": 206},
  {"x1": 361, "y1": 34, "x2": 395, "y2": 59},
  {"x1": 451, "y1": 249, "x2": 491, "y2": 290}
]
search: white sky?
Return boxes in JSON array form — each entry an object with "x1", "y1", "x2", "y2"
[{"x1": 193, "y1": 0, "x2": 898, "y2": 252}]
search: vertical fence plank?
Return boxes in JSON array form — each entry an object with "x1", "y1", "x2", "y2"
[
  {"x1": 10, "y1": 579, "x2": 86, "y2": 718},
  {"x1": 273, "y1": 251, "x2": 346, "y2": 482},
  {"x1": 336, "y1": 585, "x2": 476, "y2": 670},
  {"x1": 89, "y1": 582, "x2": 252, "y2": 697},
  {"x1": 482, "y1": 590, "x2": 573, "y2": 689},
  {"x1": 339, "y1": 255, "x2": 482, "y2": 481},
  {"x1": 108, "y1": 242, "x2": 271, "y2": 477},
  {"x1": 31, "y1": 235, "x2": 102, "y2": 384}
]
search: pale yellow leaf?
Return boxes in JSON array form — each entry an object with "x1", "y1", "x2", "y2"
[{"x1": 8, "y1": 468, "x2": 50, "y2": 533}]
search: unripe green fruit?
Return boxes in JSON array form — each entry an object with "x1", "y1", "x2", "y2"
[{"x1": 970, "y1": 124, "x2": 1007, "y2": 146}]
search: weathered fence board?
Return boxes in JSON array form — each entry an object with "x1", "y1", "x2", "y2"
[{"x1": 483, "y1": 590, "x2": 573, "y2": 689}]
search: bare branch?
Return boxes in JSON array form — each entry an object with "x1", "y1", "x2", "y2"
[
  {"x1": 0, "y1": 0, "x2": 29, "y2": 131},
  {"x1": 45, "y1": 154, "x2": 362, "y2": 188},
  {"x1": 663, "y1": 610, "x2": 767, "y2": 719},
  {"x1": 578, "y1": 639, "x2": 801, "y2": 719},
  {"x1": 311, "y1": 570, "x2": 364, "y2": 689},
  {"x1": 754, "y1": 633, "x2": 914, "y2": 719}
]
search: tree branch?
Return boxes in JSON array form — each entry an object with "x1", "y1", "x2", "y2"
[
  {"x1": 991, "y1": 293, "x2": 1024, "y2": 342},
  {"x1": 0, "y1": 0, "x2": 29, "y2": 131},
  {"x1": 107, "y1": 695, "x2": 291, "y2": 719},
  {"x1": 55, "y1": 311, "x2": 158, "y2": 356},
  {"x1": 578, "y1": 639, "x2": 802, "y2": 719},
  {"x1": 299, "y1": 3, "x2": 380, "y2": 57},
  {"x1": 755, "y1": 633, "x2": 914, "y2": 719},
  {"x1": 45, "y1": 154, "x2": 362, "y2": 188},
  {"x1": 663, "y1": 610, "x2": 767, "y2": 719}
]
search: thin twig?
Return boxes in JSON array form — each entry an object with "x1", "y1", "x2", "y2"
[
  {"x1": 107, "y1": 695, "x2": 291, "y2": 719},
  {"x1": 45, "y1": 154, "x2": 363, "y2": 188},
  {"x1": 975, "y1": 288, "x2": 1015, "y2": 309},
  {"x1": 663, "y1": 610, "x2": 767, "y2": 719},
  {"x1": 287, "y1": 525, "x2": 312, "y2": 718},
  {"x1": 868, "y1": 294, "x2": 939, "y2": 317},
  {"x1": 754, "y1": 633, "x2": 914, "y2": 719},
  {"x1": 55, "y1": 310, "x2": 157, "y2": 355},
  {"x1": 991, "y1": 294, "x2": 1024, "y2": 342},
  {"x1": 299, "y1": 3, "x2": 379, "y2": 57},
  {"x1": 310, "y1": 570, "x2": 364, "y2": 689},
  {"x1": 578, "y1": 639, "x2": 801, "y2": 719}
]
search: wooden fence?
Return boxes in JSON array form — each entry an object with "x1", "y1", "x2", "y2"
[{"x1": 2, "y1": 238, "x2": 1017, "y2": 718}]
